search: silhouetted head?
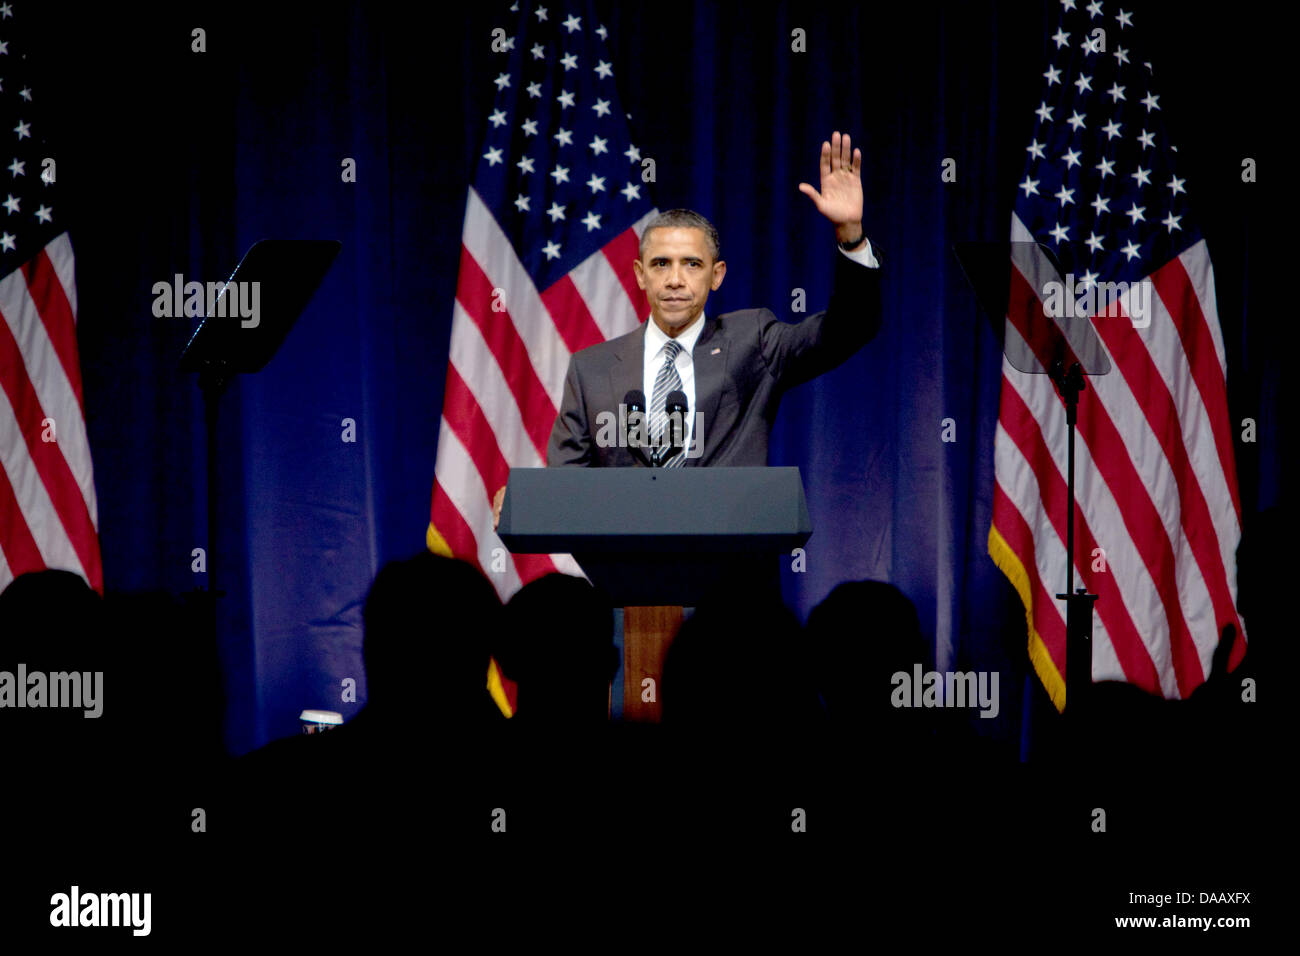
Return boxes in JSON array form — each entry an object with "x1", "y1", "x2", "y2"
[
  {"x1": 499, "y1": 574, "x2": 615, "y2": 724},
  {"x1": 805, "y1": 580, "x2": 928, "y2": 723},
  {"x1": 0, "y1": 569, "x2": 101, "y2": 653},
  {"x1": 662, "y1": 587, "x2": 811, "y2": 734},
  {"x1": 0, "y1": 570, "x2": 104, "y2": 758},
  {"x1": 361, "y1": 553, "x2": 500, "y2": 718}
]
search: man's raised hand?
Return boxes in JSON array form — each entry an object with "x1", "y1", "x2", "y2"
[{"x1": 797, "y1": 130, "x2": 864, "y2": 242}]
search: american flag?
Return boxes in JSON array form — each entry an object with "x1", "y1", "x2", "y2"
[
  {"x1": 427, "y1": 1, "x2": 655, "y2": 712},
  {"x1": 989, "y1": 1, "x2": 1246, "y2": 709},
  {"x1": 0, "y1": 3, "x2": 102, "y2": 598}
]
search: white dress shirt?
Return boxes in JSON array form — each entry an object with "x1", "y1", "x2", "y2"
[{"x1": 642, "y1": 238, "x2": 880, "y2": 456}]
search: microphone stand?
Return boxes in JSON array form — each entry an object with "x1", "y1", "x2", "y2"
[
  {"x1": 622, "y1": 398, "x2": 654, "y2": 467},
  {"x1": 651, "y1": 403, "x2": 687, "y2": 467}
]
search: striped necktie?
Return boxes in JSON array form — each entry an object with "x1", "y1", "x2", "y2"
[{"x1": 649, "y1": 338, "x2": 686, "y2": 467}]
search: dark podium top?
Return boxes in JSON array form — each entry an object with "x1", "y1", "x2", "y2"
[{"x1": 497, "y1": 466, "x2": 811, "y2": 605}]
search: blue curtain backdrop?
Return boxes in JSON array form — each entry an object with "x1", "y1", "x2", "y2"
[{"x1": 34, "y1": 1, "x2": 1272, "y2": 757}]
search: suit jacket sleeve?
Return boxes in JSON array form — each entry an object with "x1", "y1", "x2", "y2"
[
  {"x1": 546, "y1": 354, "x2": 594, "y2": 466},
  {"x1": 758, "y1": 249, "x2": 883, "y2": 389}
]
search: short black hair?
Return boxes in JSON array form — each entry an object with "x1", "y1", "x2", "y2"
[{"x1": 639, "y1": 209, "x2": 720, "y2": 262}]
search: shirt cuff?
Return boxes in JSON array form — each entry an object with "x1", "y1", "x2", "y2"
[{"x1": 838, "y1": 236, "x2": 880, "y2": 269}]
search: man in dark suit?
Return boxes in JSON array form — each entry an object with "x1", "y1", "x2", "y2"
[
  {"x1": 492, "y1": 132, "x2": 880, "y2": 519},
  {"x1": 549, "y1": 130, "x2": 880, "y2": 467}
]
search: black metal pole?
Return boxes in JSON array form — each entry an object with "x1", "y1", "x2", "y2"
[
  {"x1": 1054, "y1": 361, "x2": 1098, "y2": 721},
  {"x1": 1066, "y1": 378, "x2": 1076, "y2": 598},
  {"x1": 197, "y1": 365, "x2": 228, "y2": 620},
  {"x1": 204, "y1": 374, "x2": 219, "y2": 597}
]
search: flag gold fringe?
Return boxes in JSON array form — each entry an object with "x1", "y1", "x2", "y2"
[
  {"x1": 426, "y1": 521, "x2": 453, "y2": 557},
  {"x1": 486, "y1": 658, "x2": 515, "y2": 719},
  {"x1": 988, "y1": 525, "x2": 1066, "y2": 712}
]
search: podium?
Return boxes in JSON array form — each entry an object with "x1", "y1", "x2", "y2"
[{"x1": 497, "y1": 466, "x2": 812, "y2": 720}]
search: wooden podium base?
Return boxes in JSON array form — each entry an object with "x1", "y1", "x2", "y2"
[{"x1": 622, "y1": 605, "x2": 684, "y2": 722}]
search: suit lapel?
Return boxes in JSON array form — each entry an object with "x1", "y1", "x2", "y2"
[{"x1": 607, "y1": 322, "x2": 646, "y2": 406}]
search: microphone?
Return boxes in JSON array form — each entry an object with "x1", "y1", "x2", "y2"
[
  {"x1": 653, "y1": 390, "x2": 688, "y2": 466},
  {"x1": 622, "y1": 390, "x2": 654, "y2": 468}
]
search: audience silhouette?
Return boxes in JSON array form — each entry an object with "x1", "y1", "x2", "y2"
[{"x1": 0, "y1": 544, "x2": 1270, "y2": 935}]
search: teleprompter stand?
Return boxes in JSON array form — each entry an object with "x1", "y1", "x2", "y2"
[
  {"x1": 178, "y1": 240, "x2": 341, "y2": 631},
  {"x1": 954, "y1": 240, "x2": 1110, "y2": 720},
  {"x1": 1050, "y1": 359, "x2": 1100, "y2": 722},
  {"x1": 497, "y1": 466, "x2": 812, "y2": 721}
]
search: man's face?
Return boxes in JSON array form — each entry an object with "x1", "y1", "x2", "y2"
[{"x1": 633, "y1": 227, "x2": 726, "y2": 337}]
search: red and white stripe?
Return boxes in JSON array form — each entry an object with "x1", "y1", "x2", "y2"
[
  {"x1": 0, "y1": 233, "x2": 102, "y2": 595},
  {"x1": 991, "y1": 212, "x2": 1244, "y2": 705},
  {"x1": 429, "y1": 188, "x2": 655, "y2": 601}
]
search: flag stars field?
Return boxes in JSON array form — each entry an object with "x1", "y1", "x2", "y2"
[{"x1": 483, "y1": 7, "x2": 653, "y2": 285}]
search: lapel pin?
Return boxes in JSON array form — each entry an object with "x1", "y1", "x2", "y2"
[{"x1": 710, "y1": 347, "x2": 721, "y2": 355}]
